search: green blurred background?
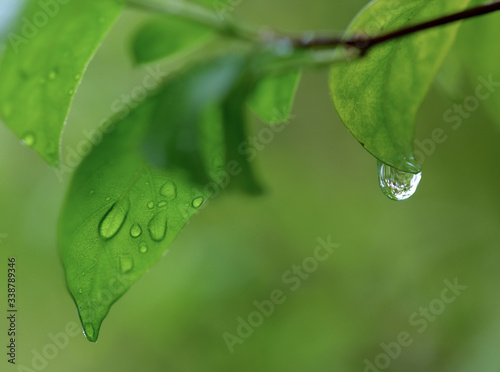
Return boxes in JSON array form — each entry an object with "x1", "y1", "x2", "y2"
[{"x1": 1, "y1": 1, "x2": 500, "y2": 371}]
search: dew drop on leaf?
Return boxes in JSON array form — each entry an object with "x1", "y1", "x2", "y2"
[
  {"x1": 78, "y1": 288, "x2": 83, "y2": 294},
  {"x1": 130, "y1": 223, "x2": 142, "y2": 238},
  {"x1": 21, "y1": 132, "x2": 36, "y2": 147},
  {"x1": 98, "y1": 198, "x2": 130, "y2": 239},
  {"x1": 68, "y1": 89, "x2": 74, "y2": 95},
  {"x1": 105, "y1": 196, "x2": 111, "y2": 202},
  {"x1": 157, "y1": 201, "x2": 167, "y2": 208},
  {"x1": 89, "y1": 189, "x2": 95, "y2": 196},
  {"x1": 192, "y1": 197, "x2": 204, "y2": 209},
  {"x1": 160, "y1": 181, "x2": 177, "y2": 201},
  {"x1": 120, "y1": 257, "x2": 134, "y2": 273},
  {"x1": 147, "y1": 211, "x2": 168, "y2": 242},
  {"x1": 48, "y1": 69, "x2": 57, "y2": 80},
  {"x1": 377, "y1": 161, "x2": 422, "y2": 201},
  {"x1": 139, "y1": 242, "x2": 148, "y2": 254},
  {"x1": 83, "y1": 323, "x2": 96, "y2": 342},
  {"x1": 147, "y1": 201, "x2": 154, "y2": 209}
]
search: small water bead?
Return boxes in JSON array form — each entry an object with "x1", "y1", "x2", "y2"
[
  {"x1": 147, "y1": 201, "x2": 154, "y2": 209},
  {"x1": 377, "y1": 161, "x2": 422, "y2": 201},
  {"x1": 21, "y1": 132, "x2": 36, "y2": 147},
  {"x1": 160, "y1": 181, "x2": 177, "y2": 201},
  {"x1": 130, "y1": 223, "x2": 142, "y2": 238},
  {"x1": 83, "y1": 323, "x2": 96, "y2": 342},
  {"x1": 78, "y1": 288, "x2": 83, "y2": 294},
  {"x1": 89, "y1": 189, "x2": 95, "y2": 196},
  {"x1": 98, "y1": 198, "x2": 130, "y2": 239},
  {"x1": 105, "y1": 196, "x2": 111, "y2": 202},
  {"x1": 157, "y1": 201, "x2": 167, "y2": 208},
  {"x1": 68, "y1": 89, "x2": 74, "y2": 95},
  {"x1": 192, "y1": 197, "x2": 204, "y2": 209},
  {"x1": 148, "y1": 211, "x2": 168, "y2": 242},
  {"x1": 48, "y1": 70, "x2": 57, "y2": 80},
  {"x1": 120, "y1": 257, "x2": 134, "y2": 273},
  {"x1": 139, "y1": 242, "x2": 148, "y2": 254}
]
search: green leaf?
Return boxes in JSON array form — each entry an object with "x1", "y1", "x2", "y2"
[
  {"x1": 247, "y1": 70, "x2": 302, "y2": 124},
  {"x1": 131, "y1": 17, "x2": 212, "y2": 64},
  {"x1": 330, "y1": 0, "x2": 472, "y2": 173},
  {"x1": 440, "y1": 10, "x2": 500, "y2": 127},
  {"x1": 0, "y1": 0, "x2": 123, "y2": 166},
  {"x1": 59, "y1": 54, "x2": 257, "y2": 342}
]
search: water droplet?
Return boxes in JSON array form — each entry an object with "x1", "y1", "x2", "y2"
[
  {"x1": 99, "y1": 198, "x2": 130, "y2": 239},
  {"x1": 377, "y1": 161, "x2": 422, "y2": 201},
  {"x1": 147, "y1": 201, "x2": 154, "y2": 209},
  {"x1": 192, "y1": 197, "x2": 204, "y2": 209},
  {"x1": 68, "y1": 89, "x2": 74, "y2": 95},
  {"x1": 157, "y1": 201, "x2": 167, "y2": 208},
  {"x1": 130, "y1": 223, "x2": 142, "y2": 238},
  {"x1": 89, "y1": 189, "x2": 95, "y2": 196},
  {"x1": 148, "y1": 212, "x2": 168, "y2": 242},
  {"x1": 48, "y1": 69, "x2": 57, "y2": 80},
  {"x1": 21, "y1": 132, "x2": 36, "y2": 147},
  {"x1": 75, "y1": 73, "x2": 81, "y2": 80},
  {"x1": 160, "y1": 181, "x2": 177, "y2": 200},
  {"x1": 105, "y1": 196, "x2": 111, "y2": 202},
  {"x1": 120, "y1": 257, "x2": 134, "y2": 273},
  {"x1": 139, "y1": 242, "x2": 148, "y2": 254},
  {"x1": 83, "y1": 323, "x2": 96, "y2": 342},
  {"x1": 78, "y1": 288, "x2": 83, "y2": 294}
]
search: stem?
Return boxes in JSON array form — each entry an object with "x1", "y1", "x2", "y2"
[{"x1": 292, "y1": 1, "x2": 500, "y2": 52}]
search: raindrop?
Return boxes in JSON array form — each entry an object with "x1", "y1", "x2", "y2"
[
  {"x1": 78, "y1": 288, "x2": 83, "y2": 294},
  {"x1": 157, "y1": 201, "x2": 167, "y2": 208},
  {"x1": 120, "y1": 257, "x2": 134, "y2": 273},
  {"x1": 139, "y1": 242, "x2": 148, "y2": 254},
  {"x1": 147, "y1": 201, "x2": 154, "y2": 209},
  {"x1": 98, "y1": 198, "x2": 130, "y2": 239},
  {"x1": 148, "y1": 211, "x2": 168, "y2": 242},
  {"x1": 377, "y1": 161, "x2": 422, "y2": 201},
  {"x1": 48, "y1": 69, "x2": 57, "y2": 80},
  {"x1": 105, "y1": 196, "x2": 111, "y2": 202},
  {"x1": 192, "y1": 196, "x2": 204, "y2": 209},
  {"x1": 160, "y1": 181, "x2": 177, "y2": 200},
  {"x1": 21, "y1": 132, "x2": 36, "y2": 147},
  {"x1": 89, "y1": 189, "x2": 95, "y2": 196},
  {"x1": 130, "y1": 223, "x2": 142, "y2": 238},
  {"x1": 75, "y1": 73, "x2": 81, "y2": 80},
  {"x1": 83, "y1": 323, "x2": 96, "y2": 342},
  {"x1": 68, "y1": 89, "x2": 74, "y2": 95}
]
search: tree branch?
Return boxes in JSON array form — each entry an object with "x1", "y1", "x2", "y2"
[{"x1": 292, "y1": 1, "x2": 500, "y2": 52}]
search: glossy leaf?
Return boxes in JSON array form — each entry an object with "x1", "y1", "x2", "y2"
[
  {"x1": 59, "y1": 54, "x2": 257, "y2": 342},
  {"x1": 0, "y1": 0, "x2": 123, "y2": 166},
  {"x1": 248, "y1": 70, "x2": 302, "y2": 124},
  {"x1": 131, "y1": 17, "x2": 212, "y2": 64},
  {"x1": 439, "y1": 9, "x2": 500, "y2": 127},
  {"x1": 330, "y1": 0, "x2": 472, "y2": 173}
]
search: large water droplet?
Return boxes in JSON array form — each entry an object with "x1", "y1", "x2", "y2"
[
  {"x1": 148, "y1": 212, "x2": 168, "y2": 241},
  {"x1": 99, "y1": 198, "x2": 130, "y2": 239},
  {"x1": 130, "y1": 223, "x2": 142, "y2": 238},
  {"x1": 21, "y1": 132, "x2": 36, "y2": 147},
  {"x1": 120, "y1": 257, "x2": 134, "y2": 273},
  {"x1": 83, "y1": 323, "x2": 96, "y2": 342},
  {"x1": 377, "y1": 161, "x2": 422, "y2": 201},
  {"x1": 192, "y1": 196, "x2": 204, "y2": 209},
  {"x1": 139, "y1": 242, "x2": 148, "y2": 254},
  {"x1": 160, "y1": 181, "x2": 177, "y2": 201}
]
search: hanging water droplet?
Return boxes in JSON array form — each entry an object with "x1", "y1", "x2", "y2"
[
  {"x1": 120, "y1": 257, "x2": 134, "y2": 273},
  {"x1": 83, "y1": 323, "x2": 96, "y2": 342},
  {"x1": 160, "y1": 181, "x2": 177, "y2": 201},
  {"x1": 148, "y1": 211, "x2": 168, "y2": 242},
  {"x1": 139, "y1": 242, "x2": 148, "y2": 254},
  {"x1": 99, "y1": 198, "x2": 130, "y2": 239},
  {"x1": 130, "y1": 223, "x2": 142, "y2": 238},
  {"x1": 192, "y1": 196, "x2": 204, "y2": 209},
  {"x1": 157, "y1": 201, "x2": 167, "y2": 208},
  {"x1": 377, "y1": 161, "x2": 422, "y2": 201},
  {"x1": 21, "y1": 132, "x2": 36, "y2": 147},
  {"x1": 147, "y1": 201, "x2": 154, "y2": 209}
]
